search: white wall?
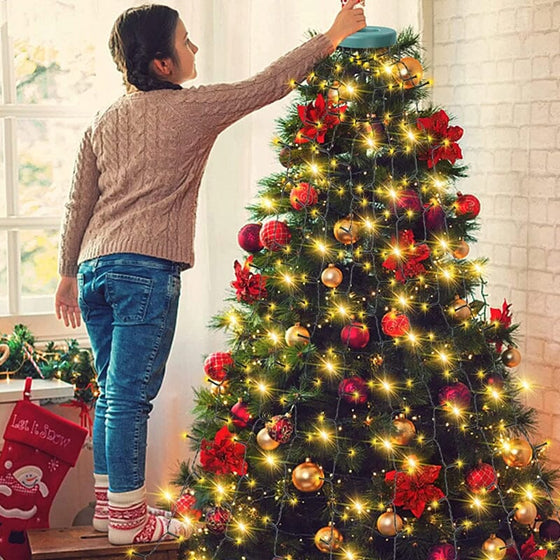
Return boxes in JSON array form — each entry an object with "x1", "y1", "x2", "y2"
[{"x1": 429, "y1": 0, "x2": 560, "y2": 465}]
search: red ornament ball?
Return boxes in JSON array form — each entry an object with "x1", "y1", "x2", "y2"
[
  {"x1": 175, "y1": 492, "x2": 202, "y2": 520},
  {"x1": 486, "y1": 373, "x2": 505, "y2": 390},
  {"x1": 259, "y1": 220, "x2": 291, "y2": 251},
  {"x1": 204, "y1": 352, "x2": 234, "y2": 383},
  {"x1": 465, "y1": 462, "x2": 497, "y2": 493},
  {"x1": 230, "y1": 400, "x2": 252, "y2": 428},
  {"x1": 340, "y1": 321, "x2": 370, "y2": 349},
  {"x1": 338, "y1": 376, "x2": 368, "y2": 405},
  {"x1": 539, "y1": 519, "x2": 560, "y2": 542},
  {"x1": 455, "y1": 193, "x2": 481, "y2": 219},
  {"x1": 427, "y1": 543, "x2": 456, "y2": 560},
  {"x1": 205, "y1": 505, "x2": 232, "y2": 534},
  {"x1": 438, "y1": 381, "x2": 472, "y2": 409},
  {"x1": 290, "y1": 182, "x2": 318, "y2": 210},
  {"x1": 381, "y1": 311, "x2": 410, "y2": 338},
  {"x1": 424, "y1": 203, "x2": 446, "y2": 233},
  {"x1": 266, "y1": 414, "x2": 294, "y2": 443},
  {"x1": 394, "y1": 189, "x2": 422, "y2": 214},
  {"x1": 426, "y1": 543, "x2": 457, "y2": 560},
  {"x1": 237, "y1": 223, "x2": 263, "y2": 253}
]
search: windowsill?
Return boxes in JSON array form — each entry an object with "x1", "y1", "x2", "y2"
[{"x1": 0, "y1": 377, "x2": 75, "y2": 404}]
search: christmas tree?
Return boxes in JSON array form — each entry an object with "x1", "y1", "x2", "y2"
[{"x1": 171, "y1": 24, "x2": 560, "y2": 560}]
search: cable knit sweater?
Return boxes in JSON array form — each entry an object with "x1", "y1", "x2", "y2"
[{"x1": 58, "y1": 34, "x2": 334, "y2": 277}]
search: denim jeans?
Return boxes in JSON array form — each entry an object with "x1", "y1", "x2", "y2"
[{"x1": 77, "y1": 253, "x2": 181, "y2": 493}]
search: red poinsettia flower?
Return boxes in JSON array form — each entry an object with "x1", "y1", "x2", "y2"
[
  {"x1": 200, "y1": 425, "x2": 248, "y2": 476},
  {"x1": 295, "y1": 93, "x2": 347, "y2": 144},
  {"x1": 231, "y1": 256, "x2": 267, "y2": 304},
  {"x1": 385, "y1": 464, "x2": 445, "y2": 518},
  {"x1": 417, "y1": 109, "x2": 463, "y2": 168},
  {"x1": 506, "y1": 535, "x2": 547, "y2": 560},
  {"x1": 382, "y1": 229, "x2": 431, "y2": 283},
  {"x1": 489, "y1": 299, "x2": 512, "y2": 352}
]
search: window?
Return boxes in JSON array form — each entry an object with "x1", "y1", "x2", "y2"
[{"x1": 0, "y1": 0, "x2": 131, "y2": 339}]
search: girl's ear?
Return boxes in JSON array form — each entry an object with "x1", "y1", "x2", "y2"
[{"x1": 151, "y1": 57, "x2": 173, "y2": 78}]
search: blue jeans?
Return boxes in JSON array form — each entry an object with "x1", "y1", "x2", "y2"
[{"x1": 77, "y1": 253, "x2": 181, "y2": 493}]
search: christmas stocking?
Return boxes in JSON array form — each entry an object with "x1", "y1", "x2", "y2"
[{"x1": 0, "y1": 378, "x2": 88, "y2": 559}]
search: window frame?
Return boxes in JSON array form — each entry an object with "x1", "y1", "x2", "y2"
[{"x1": 0, "y1": 0, "x2": 88, "y2": 340}]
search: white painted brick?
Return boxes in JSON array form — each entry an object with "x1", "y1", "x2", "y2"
[
  {"x1": 511, "y1": 197, "x2": 529, "y2": 217},
  {"x1": 530, "y1": 101, "x2": 552, "y2": 124},
  {"x1": 554, "y1": 3, "x2": 560, "y2": 27},
  {"x1": 493, "y1": 149, "x2": 513, "y2": 171},
  {"x1": 511, "y1": 149, "x2": 530, "y2": 172},
  {"x1": 516, "y1": 7, "x2": 533, "y2": 31},
  {"x1": 511, "y1": 246, "x2": 528, "y2": 265},
  {"x1": 527, "y1": 270, "x2": 555, "y2": 293},
  {"x1": 547, "y1": 199, "x2": 560, "y2": 223},
  {"x1": 545, "y1": 293, "x2": 560, "y2": 316},
  {"x1": 526, "y1": 177, "x2": 556, "y2": 197},
  {"x1": 514, "y1": 59, "x2": 532, "y2": 81},
  {"x1": 545, "y1": 343, "x2": 560, "y2": 364},
  {"x1": 531, "y1": 56, "x2": 552, "y2": 80},
  {"x1": 498, "y1": 8, "x2": 517, "y2": 32},
  {"x1": 533, "y1": 5, "x2": 554, "y2": 31},
  {"x1": 526, "y1": 337, "x2": 546, "y2": 360},
  {"x1": 524, "y1": 79, "x2": 558, "y2": 101},
  {"x1": 529, "y1": 247, "x2": 547, "y2": 269},
  {"x1": 546, "y1": 152, "x2": 560, "y2": 174},
  {"x1": 547, "y1": 250, "x2": 560, "y2": 273},
  {"x1": 529, "y1": 150, "x2": 549, "y2": 173}
]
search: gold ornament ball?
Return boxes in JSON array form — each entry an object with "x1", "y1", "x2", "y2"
[
  {"x1": 481, "y1": 534, "x2": 507, "y2": 560},
  {"x1": 502, "y1": 438, "x2": 532, "y2": 468},
  {"x1": 513, "y1": 501, "x2": 537, "y2": 525},
  {"x1": 392, "y1": 57, "x2": 423, "y2": 89},
  {"x1": 285, "y1": 323, "x2": 310, "y2": 347},
  {"x1": 321, "y1": 264, "x2": 343, "y2": 288},
  {"x1": 450, "y1": 296, "x2": 471, "y2": 321},
  {"x1": 391, "y1": 416, "x2": 416, "y2": 446},
  {"x1": 209, "y1": 380, "x2": 229, "y2": 396},
  {"x1": 292, "y1": 460, "x2": 324, "y2": 492},
  {"x1": 452, "y1": 240, "x2": 470, "y2": 259},
  {"x1": 376, "y1": 509, "x2": 403, "y2": 536},
  {"x1": 502, "y1": 347, "x2": 521, "y2": 368},
  {"x1": 314, "y1": 525, "x2": 343, "y2": 553},
  {"x1": 334, "y1": 216, "x2": 360, "y2": 245},
  {"x1": 256, "y1": 427, "x2": 280, "y2": 451}
]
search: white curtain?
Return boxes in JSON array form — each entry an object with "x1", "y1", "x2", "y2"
[{"x1": 146, "y1": 1, "x2": 422, "y2": 500}]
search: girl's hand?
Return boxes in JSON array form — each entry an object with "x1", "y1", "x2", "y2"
[
  {"x1": 325, "y1": 0, "x2": 367, "y2": 48},
  {"x1": 55, "y1": 276, "x2": 81, "y2": 328}
]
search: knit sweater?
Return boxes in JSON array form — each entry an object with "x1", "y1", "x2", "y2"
[{"x1": 58, "y1": 34, "x2": 334, "y2": 277}]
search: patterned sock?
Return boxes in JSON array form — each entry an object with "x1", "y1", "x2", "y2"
[
  {"x1": 108, "y1": 486, "x2": 192, "y2": 545},
  {"x1": 94, "y1": 475, "x2": 173, "y2": 533},
  {"x1": 93, "y1": 473, "x2": 109, "y2": 532}
]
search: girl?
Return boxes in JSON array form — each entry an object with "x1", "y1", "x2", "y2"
[{"x1": 55, "y1": 1, "x2": 365, "y2": 546}]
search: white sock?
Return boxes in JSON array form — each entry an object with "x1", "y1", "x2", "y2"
[{"x1": 108, "y1": 486, "x2": 192, "y2": 545}]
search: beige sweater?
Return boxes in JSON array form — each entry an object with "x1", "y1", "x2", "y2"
[{"x1": 58, "y1": 34, "x2": 334, "y2": 276}]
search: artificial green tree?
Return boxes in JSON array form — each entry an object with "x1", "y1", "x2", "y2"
[{"x1": 172, "y1": 27, "x2": 558, "y2": 560}]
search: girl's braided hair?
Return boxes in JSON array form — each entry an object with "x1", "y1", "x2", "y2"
[{"x1": 109, "y1": 4, "x2": 182, "y2": 92}]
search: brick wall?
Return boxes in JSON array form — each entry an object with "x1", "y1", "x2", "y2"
[{"x1": 429, "y1": 0, "x2": 560, "y2": 464}]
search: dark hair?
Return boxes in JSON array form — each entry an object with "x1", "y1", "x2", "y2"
[{"x1": 109, "y1": 4, "x2": 182, "y2": 92}]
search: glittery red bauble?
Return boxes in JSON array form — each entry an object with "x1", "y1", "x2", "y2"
[
  {"x1": 203, "y1": 352, "x2": 234, "y2": 382},
  {"x1": 175, "y1": 492, "x2": 201, "y2": 519},
  {"x1": 427, "y1": 543, "x2": 457, "y2": 560},
  {"x1": 455, "y1": 193, "x2": 480, "y2": 219},
  {"x1": 259, "y1": 220, "x2": 291, "y2": 251},
  {"x1": 394, "y1": 189, "x2": 422, "y2": 214},
  {"x1": 338, "y1": 376, "x2": 368, "y2": 405},
  {"x1": 266, "y1": 415, "x2": 294, "y2": 443},
  {"x1": 205, "y1": 506, "x2": 232, "y2": 534},
  {"x1": 438, "y1": 382, "x2": 472, "y2": 409},
  {"x1": 230, "y1": 400, "x2": 252, "y2": 428},
  {"x1": 424, "y1": 203, "x2": 446, "y2": 233},
  {"x1": 539, "y1": 519, "x2": 560, "y2": 541},
  {"x1": 238, "y1": 223, "x2": 263, "y2": 253},
  {"x1": 465, "y1": 462, "x2": 497, "y2": 493},
  {"x1": 381, "y1": 311, "x2": 410, "y2": 338},
  {"x1": 340, "y1": 321, "x2": 370, "y2": 349},
  {"x1": 290, "y1": 182, "x2": 318, "y2": 210}
]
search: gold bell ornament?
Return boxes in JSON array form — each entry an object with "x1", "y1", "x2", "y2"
[
  {"x1": 501, "y1": 437, "x2": 532, "y2": 468},
  {"x1": 392, "y1": 57, "x2": 423, "y2": 89},
  {"x1": 390, "y1": 415, "x2": 416, "y2": 446},
  {"x1": 501, "y1": 346, "x2": 521, "y2": 368},
  {"x1": 449, "y1": 295, "x2": 471, "y2": 321},
  {"x1": 292, "y1": 459, "x2": 324, "y2": 492},
  {"x1": 481, "y1": 534, "x2": 507, "y2": 560},
  {"x1": 285, "y1": 323, "x2": 310, "y2": 347},
  {"x1": 513, "y1": 500, "x2": 537, "y2": 525},
  {"x1": 321, "y1": 264, "x2": 343, "y2": 288},
  {"x1": 256, "y1": 427, "x2": 280, "y2": 451},
  {"x1": 333, "y1": 216, "x2": 360, "y2": 245},
  {"x1": 452, "y1": 240, "x2": 470, "y2": 259},
  {"x1": 376, "y1": 508, "x2": 403, "y2": 536},
  {"x1": 314, "y1": 524, "x2": 343, "y2": 553}
]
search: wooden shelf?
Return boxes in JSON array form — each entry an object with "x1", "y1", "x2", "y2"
[{"x1": 0, "y1": 378, "x2": 75, "y2": 404}]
